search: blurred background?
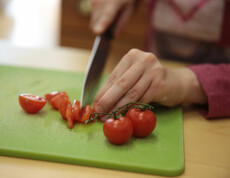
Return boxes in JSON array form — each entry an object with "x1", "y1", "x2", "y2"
[
  {"x1": 0, "y1": 0, "x2": 60, "y2": 47},
  {"x1": 0, "y1": 0, "x2": 148, "y2": 60}
]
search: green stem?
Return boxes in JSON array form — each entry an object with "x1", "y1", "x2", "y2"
[
  {"x1": 85, "y1": 112, "x2": 112, "y2": 124},
  {"x1": 112, "y1": 102, "x2": 154, "y2": 114},
  {"x1": 85, "y1": 102, "x2": 154, "y2": 124}
]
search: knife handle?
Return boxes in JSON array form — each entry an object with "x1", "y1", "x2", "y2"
[
  {"x1": 103, "y1": 24, "x2": 114, "y2": 40},
  {"x1": 102, "y1": 12, "x2": 121, "y2": 40}
]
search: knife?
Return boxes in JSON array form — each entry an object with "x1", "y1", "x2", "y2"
[{"x1": 80, "y1": 26, "x2": 114, "y2": 108}]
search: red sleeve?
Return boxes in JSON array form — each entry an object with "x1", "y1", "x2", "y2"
[{"x1": 188, "y1": 64, "x2": 230, "y2": 119}]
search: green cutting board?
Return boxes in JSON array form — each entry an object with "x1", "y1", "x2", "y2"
[{"x1": 0, "y1": 65, "x2": 184, "y2": 176}]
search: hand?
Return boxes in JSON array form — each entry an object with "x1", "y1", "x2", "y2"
[
  {"x1": 93, "y1": 49, "x2": 207, "y2": 120},
  {"x1": 90, "y1": 0, "x2": 136, "y2": 36}
]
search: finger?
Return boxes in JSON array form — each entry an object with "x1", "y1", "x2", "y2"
[
  {"x1": 93, "y1": 51, "x2": 135, "y2": 107},
  {"x1": 114, "y1": 3, "x2": 134, "y2": 37},
  {"x1": 94, "y1": 61, "x2": 145, "y2": 113},
  {"x1": 108, "y1": 72, "x2": 152, "y2": 112},
  {"x1": 93, "y1": 49, "x2": 144, "y2": 107},
  {"x1": 90, "y1": 0, "x2": 104, "y2": 27},
  {"x1": 90, "y1": 4, "x2": 121, "y2": 34},
  {"x1": 90, "y1": 8, "x2": 101, "y2": 31}
]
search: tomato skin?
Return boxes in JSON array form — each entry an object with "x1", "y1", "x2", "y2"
[
  {"x1": 19, "y1": 94, "x2": 47, "y2": 114},
  {"x1": 126, "y1": 108, "x2": 156, "y2": 138},
  {"x1": 66, "y1": 104, "x2": 74, "y2": 129},
  {"x1": 80, "y1": 104, "x2": 94, "y2": 123},
  {"x1": 103, "y1": 117, "x2": 133, "y2": 145},
  {"x1": 58, "y1": 97, "x2": 71, "y2": 119},
  {"x1": 49, "y1": 92, "x2": 68, "y2": 109},
  {"x1": 72, "y1": 100, "x2": 82, "y2": 122},
  {"x1": 45, "y1": 91, "x2": 59, "y2": 102}
]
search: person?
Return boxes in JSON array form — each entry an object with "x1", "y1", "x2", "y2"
[{"x1": 89, "y1": 0, "x2": 230, "y2": 121}]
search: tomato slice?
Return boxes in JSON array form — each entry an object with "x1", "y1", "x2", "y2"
[
  {"x1": 72, "y1": 100, "x2": 82, "y2": 122},
  {"x1": 66, "y1": 104, "x2": 74, "y2": 129},
  {"x1": 49, "y1": 92, "x2": 69, "y2": 109},
  {"x1": 45, "y1": 91, "x2": 59, "y2": 102},
  {"x1": 59, "y1": 97, "x2": 71, "y2": 119},
  {"x1": 19, "y1": 94, "x2": 47, "y2": 114},
  {"x1": 80, "y1": 104, "x2": 94, "y2": 123}
]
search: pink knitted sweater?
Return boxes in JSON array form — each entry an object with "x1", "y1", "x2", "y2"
[
  {"x1": 149, "y1": 0, "x2": 230, "y2": 118},
  {"x1": 189, "y1": 64, "x2": 230, "y2": 118}
]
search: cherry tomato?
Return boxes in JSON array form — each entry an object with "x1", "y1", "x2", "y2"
[
  {"x1": 126, "y1": 108, "x2": 156, "y2": 138},
  {"x1": 49, "y1": 92, "x2": 68, "y2": 109},
  {"x1": 19, "y1": 94, "x2": 47, "y2": 114},
  {"x1": 59, "y1": 97, "x2": 71, "y2": 119},
  {"x1": 80, "y1": 104, "x2": 94, "y2": 123},
  {"x1": 72, "y1": 100, "x2": 82, "y2": 122},
  {"x1": 103, "y1": 117, "x2": 133, "y2": 145},
  {"x1": 45, "y1": 91, "x2": 59, "y2": 102},
  {"x1": 66, "y1": 104, "x2": 74, "y2": 129}
]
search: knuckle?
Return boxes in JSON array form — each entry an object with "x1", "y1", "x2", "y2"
[
  {"x1": 155, "y1": 65, "x2": 166, "y2": 73},
  {"x1": 107, "y1": 74, "x2": 117, "y2": 85},
  {"x1": 115, "y1": 77, "x2": 128, "y2": 90},
  {"x1": 150, "y1": 65, "x2": 167, "y2": 78},
  {"x1": 126, "y1": 88, "x2": 139, "y2": 100},
  {"x1": 128, "y1": 48, "x2": 140, "y2": 55},
  {"x1": 142, "y1": 52, "x2": 157, "y2": 64},
  {"x1": 125, "y1": 48, "x2": 140, "y2": 59}
]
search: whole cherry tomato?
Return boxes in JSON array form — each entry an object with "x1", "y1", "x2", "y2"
[
  {"x1": 80, "y1": 104, "x2": 94, "y2": 123},
  {"x1": 126, "y1": 108, "x2": 156, "y2": 138},
  {"x1": 19, "y1": 94, "x2": 47, "y2": 114},
  {"x1": 72, "y1": 100, "x2": 82, "y2": 122},
  {"x1": 103, "y1": 117, "x2": 133, "y2": 145}
]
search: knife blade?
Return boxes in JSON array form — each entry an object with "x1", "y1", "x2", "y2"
[{"x1": 80, "y1": 30, "x2": 113, "y2": 108}]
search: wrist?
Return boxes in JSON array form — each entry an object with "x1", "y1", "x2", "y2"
[{"x1": 179, "y1": 68, "x2": 207, "y2": 104}]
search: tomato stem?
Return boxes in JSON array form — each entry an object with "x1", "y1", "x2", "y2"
[
  {"x1": 85, "y1": 102, "x2": 154, "y2": 123},
  {"x1": 85, "y1": 112, "x2": 112, "y2": 124},
  {"x1": 112, "y1": 102, "x2": 154, "y2": 114}
]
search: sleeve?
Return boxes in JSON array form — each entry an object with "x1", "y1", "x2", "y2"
[{"x1": 188, "y1": 63, "x2": 230, "y2": 119}]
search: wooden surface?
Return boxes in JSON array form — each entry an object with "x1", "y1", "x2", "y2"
[{"x1": 0, "y1": 41, "x2": 230, "y2": 178}]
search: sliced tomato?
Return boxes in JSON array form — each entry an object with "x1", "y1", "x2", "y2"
[
  {"x1": 59, "y1": 97, "x2": 71, "y2": 119},
  {"x1": 19, "y1": 94, "x2": 47, "y2": 114},
  {"x1": 49, "y1": 92, "x2": 68, "y2": 109},
  {"x1": 72, "y1": 100, "x2": 82, "y2": 122},
  {"x1": 80, "y1": 104, "x2": 94, "y2": 123},
  {"x1": 66, "y1": 104, "x2": 74, "y2": 129},
  {"x1": 45, "y1": 91, "x2": 59, "y2": 102}
]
